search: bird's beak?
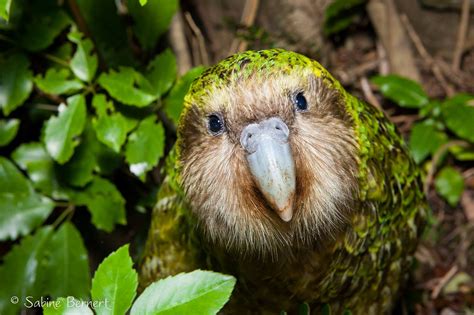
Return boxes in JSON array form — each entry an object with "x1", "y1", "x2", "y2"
[{"x1": 240, "y1": 117, "x2": 296, "y2": 222}]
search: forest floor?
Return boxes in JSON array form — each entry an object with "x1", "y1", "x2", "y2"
[{"x1": 328, "y1": 19, "x2": 474, "y2": 315}]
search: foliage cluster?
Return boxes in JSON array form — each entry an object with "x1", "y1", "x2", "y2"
[
  {"x1": 371, "y1": 75, "x2": 474, "y2": 206},
  {"x1": 0, "y1": 0, "x2": 234, "y2": 314}
]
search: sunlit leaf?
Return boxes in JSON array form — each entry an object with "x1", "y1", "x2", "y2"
[
  {"x1": 43, "y1": 297, "x2": 94, "y2": 315},
  {"x1": 43, "y1": 94, "x2": 87, "y2": 164},
  {"x1": 91, "y1": 245, "x2": 138, "y2": 315},
  {"x1": 93, "y1": 113, "x2": 137, "y2": 152},
  {"x1": 435, "y1": 166, "x2": 464, "y2": 206},
  {"x1": 68, "y1": 30, "x2": 99, "y2": 82},
  {"x1": 130, "y1": 270, "x2": 236, "y2": 315},
  {"x1": 35, "y1": 68, "x2": 84, "y2": 95},
  {"x1": 371, "y1": 75, "x2": 429, "y2": 108},
  {"x1": 0, "y1": 118, "x2": 20, "y2": 147},
  {"x1": 0, "y1": 0, "x2": 12, "y2": 21},
  {"x1": 98, "y1": 67, "x2": 157, "y2": 107},
  {"x1": 125, "y1": 116, "x2": 164, "y2": 180},
  {"x1": 0, "y1": 227, "x2": 53, "y2": 314},
  {"x1": 0, "y1": 53, "x2": 33, "y2": 116},
  {"x1": 0, "y1": 157, "x2": 54, "y2": 241}
]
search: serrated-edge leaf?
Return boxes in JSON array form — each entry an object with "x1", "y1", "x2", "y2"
[
  {"x1": 98, "y1": 67, "x2": 156, "y2": 107},
  {"x1": 34, "y1": 68, "x2": 84, "y2": 95},
  {"x1": 91, "y1": 244, "x2": 138, "y2": 315},
  {"x1": 130, "y1": 270, "x2": 236, "y2": 315}
]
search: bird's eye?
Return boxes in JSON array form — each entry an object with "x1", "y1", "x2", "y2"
[
  {"x1": 293, "y1": 92, "x2": 308, "y2": 112},
  {"x1": 208, "y1": 114, "x2": 225, "y2": 135}
]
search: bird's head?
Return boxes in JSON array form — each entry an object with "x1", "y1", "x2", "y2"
[{"x1": 177, "y1": 49, "x2": 359, "y2": 258}]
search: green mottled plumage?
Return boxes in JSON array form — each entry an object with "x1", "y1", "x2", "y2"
[{"x1": 140, "y1": 49, "x2": 427, "y2": 314}]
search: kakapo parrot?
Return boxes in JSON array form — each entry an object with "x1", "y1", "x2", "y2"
[{"x1": 140, "y1": 49, "x2": 427, "y2": 314}]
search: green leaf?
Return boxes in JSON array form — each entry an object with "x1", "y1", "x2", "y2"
[
  {"x1": 34, "y1": 68, "x2": 84, "y2": 95},
  {"x1": 41, "y1": 223, "x2": 90, "y2": 299},
  {"x1": 323, "y1": 0, "x2": 366, "y2": 35},
  {"x1": 43, "y1": 94, "x2": 87, "y2": 164},
  {"x1": 98, "y1": 67, "x2": 157, "y2": 107},
  {"x1": 11, "y1": 142, "x2": 66, "y2": 198},
  {"x1": 131, "y1": 270, "x2": 236, "y2": 315},
  {"x1": 127, "y1": 0, "x2": 178, "y2": 50},
  {"x1": 125, "y1": 116, "x2": 165, "y2": 180},
  {"x1": 91, "y1": 244, "x2": 138, "y2": 315},
  {"x1": 408, "y1": 121, "x2": 448, "y2": 164},
  {"x1": 0, "y1": 0, "x2": 11, "y2": 21},
  {"x1": 69, "y1": 176, "x2": 126, "y2": 232},
  {"x1": 449, "y1": 145, "x2": 474, "y2": 161},
  {"x1": 0, "y1": 53, "x2": 33, "y2": 116},
  {"x1": 94, "y1": 113, "x2": 136, "y2": 152},
  {"x1": 139, "y1": 0, "x2": 147, "y2": 5},
  {"x1": 163, "y1": 66, "x2": 205, "y2": 124},
  {"x1": 17, "y1": 3, "x2": 71, "y2": 51},
  {"x1": 91, "y1": 94, "x2": 138, "y2": 152},
  {"x1": 68, "y1": 30, "x2": 99, "y2": 82},
  {"x1": 59, "y1": 122, "x2": 99, "y2": 187},
  {"x1": 0, "y1": 227, "x2": 53, "y2": 314},
  {"x1": 75, "y1": 0, "x2": 136, "y2": 67},
  {"x1": 371, "y1": 75, "x2": 429, "y2": 108},
  {"x1": 0, "y1": 118, "x2": 20, "y2": 147},
  {"x1": 441, "y1": 94, "x2": 474, "y2": 143},
  {"x1": 43, "y1": 297, "x2": 94, "y2": 315},
  {"x1": 435, "y1": 166, "x2": 465, "y2": 206},
  {"x1": 146, "y1": 49, "x2": 177, "y2": 97},
  {"x1": 0, "y1": 157, "x2": 54, "y2": 241}
]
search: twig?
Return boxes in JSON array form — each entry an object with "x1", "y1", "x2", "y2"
[
  {"x1": 376, "y1": 41, "x2": 389, "y2": 75},
  {"x1": 431, "y1": 265, "x2": 458, "y2": 299},
  {"x1": 401, "y1": 14, "x2": 455, "y2": 96},
  {"x1": 360, "y1": 77, "x2": 382, "y2": 110},
  {"x1": 424, "y1": 140, "x2": 469, "y2": 196},
  {"x1": 184, "y1": 12, "x2": 210, "y2": 66},
  {"x1": 463, "y1": 168, "x2": 474, "y2": 179},
  {"x1": 34, "y1": 104, "x2": 59, "y2": 111},
  {"x1": 228, "y1": 0, "x2": 260, "y2": 55},
  {"x1": 452, "y1": 0, "x2": 471, "y2": 71},
  {"x1": 169, "y1": 11, "x2": 192, "y2": 75},
  {"x1": 43, "y1": 53, "x2": 69, "y2": 67}
]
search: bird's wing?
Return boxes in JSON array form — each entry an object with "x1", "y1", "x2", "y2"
[{"x1": 139, "y1": 148, "x2": 204, "y2": 289}]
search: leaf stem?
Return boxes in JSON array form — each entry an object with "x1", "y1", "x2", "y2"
[
  {"x1": 52, "y1": 205, "x2": 75, "y2": 229},
  {"x1": 43, "y1": 53, "x2": 70, "y2": 67}
]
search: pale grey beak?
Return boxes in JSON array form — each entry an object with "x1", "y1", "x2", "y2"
[{"x1": 240, "y1": 117, "x2": 296, "y2": 222}]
